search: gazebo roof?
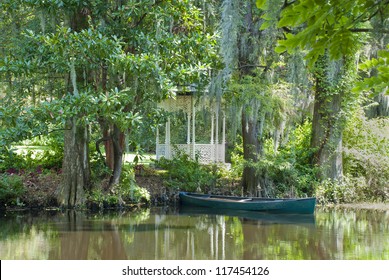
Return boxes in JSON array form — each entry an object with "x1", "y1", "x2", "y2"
[
  {"x1": 158, "y1": 85, "x2": 213, "y2": 114},
  {"x1": 158, "y1": 94, "x2": 193, "y2": 113}
]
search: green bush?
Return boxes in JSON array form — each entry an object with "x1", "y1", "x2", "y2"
[
  {"x1": 119, "y1": 165, "x2": 150, "y2": 203},
  {"x1": 87, "y1": 165, "x2": 150, "y2": 209},
  {"x1": 0, "y1": 148, "x2": 26, "y2": 171},
  {"x1": 154, "y1": 152, "x2": 219, "y2": 192},
  {"x1": 0, "y1": 134, "x2": 64, "y2": 172},
  {"x1": 0, "y1": 174, "x2": 26, "y2": 206},
  {"x1": 237, "y1": 120, "x2": 317, "y2": 197},
  {"x1": 342, "y1": 109, "x2": 389, "y2": 201}
]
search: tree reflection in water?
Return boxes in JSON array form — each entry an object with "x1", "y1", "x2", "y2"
[{"x1": 0, "y1": 207, "x2": 388, "y2": 259}]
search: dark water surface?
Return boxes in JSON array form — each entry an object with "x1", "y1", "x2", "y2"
[{"x1": 1, "y1": 206, "x2": 388, "y2": 260}]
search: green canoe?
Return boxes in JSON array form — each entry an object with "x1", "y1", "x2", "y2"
[{"x1": 179, "y1": 192, "x2": 316, "y2": 214}]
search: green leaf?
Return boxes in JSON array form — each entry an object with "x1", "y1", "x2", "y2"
[
  {"x1": 259, "y1": 21, "x2": 271, "y2": 30},
  {"x1": 275, "y1": 45, "x2": 287, "y2": 53},
  {"x1": 256, "y1": 0, "x2": 267, "y2": 10},
  {"x1": 277, "y1": 15, "x2": 296, "y2": 28}
]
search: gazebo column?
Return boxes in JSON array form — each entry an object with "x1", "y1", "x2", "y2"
[
  {"x1": 215, "y1": 108, "x2": 219, "y2": 162},
  {"x1": 187, "y1": 112, "x2": 191, "y2": 155},
  {"x1": 222, "y1": 113, "x2": 226, "y2": 144},
  {"x1": 210, "y1": 114, "x2": 214, "y2": 145},
  {"x1": 192, "y1": 100, "x2": 196, "y2": 160},
  {"x1": 210, "y1": 113, "x2": 215, "y2": 162},
  {"x1": 165, "y1": 117, "x2": 171, "y2": 159},
  {"x1": 222, "y1": 113, "x2": 226, "y2": 162},
  {"x1": 156, "y1": 126, "x2": 159, "y2": 159}
]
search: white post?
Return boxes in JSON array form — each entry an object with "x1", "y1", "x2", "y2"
[
  {"x1": 192, "y1": 98, "x2": 196, "y2": 160},
  {"x1": 210, "y1": 113, "x2": 215, "y2": 162},
  {"x1": 222, "y1": 113, "x2": 226, "y2": 144},
  {"x1": 165, "y1": 117, "x2": 171, "y2": 159},
  {"x1": 187, "y1": 113, "x2": 191, "y2": 144},
  {"x1": 222, "y1": 113, "x2": 226, "y2": 162},
  {"x1": 165, "y1": 121, "x2": 168, "y2": 144},
  {"x1": 210, "y1": 114, "x2": 214, "y2": 145},
  {"x1": 156, "y1": 126, "x2": 159, "y2": 160},
  {"x1": 187, "y1": 113, "x2": 191, "y2": 155},
  {"x1": 215, "y1": 108, "x2": 219, "y2": 162}
]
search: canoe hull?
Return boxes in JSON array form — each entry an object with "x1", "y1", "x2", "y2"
[{"x1": 179, "y1": 192, "x2": 316, "y2": 214}]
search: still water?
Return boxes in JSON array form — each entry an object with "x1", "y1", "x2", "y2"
[{"x1": 0, "y1": 206, "x2": 388, "y2": 260}]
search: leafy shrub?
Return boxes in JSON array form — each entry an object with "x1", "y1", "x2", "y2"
[
  {"x1": 0, "y1": 134, "x2": 64, "y2": 172},
  {"x1": 87, "y1": 165, "x2": 150, "y2": 209},
  {"x1": 154, "y1": 152, "x2": 219, "y2": 192},
  {"x1": 342, "y1": 109, "x2": 389, "y2": 201},
  {"x1": 88, "y1": 188, "x2": 119, "y2": 208},
  {"x1": 119, "y1": 165, "x2": 150, "y2": 203},
  {"x1": 230, "y1": 135, "x2": 244, "y2": 178},
  {"x1": 0, "y1": 148, "x2": 27, "y2": 172},
  {"x1": 235, "y1": 120, "x2": 317, "y2": 197},
  {"x1": 0, "y1": 174, "x2": 26, "y2": 206}
]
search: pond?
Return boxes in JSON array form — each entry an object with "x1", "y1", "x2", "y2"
[{"x1": 0, "y1": 206, "x2": 388, "y2": 260}]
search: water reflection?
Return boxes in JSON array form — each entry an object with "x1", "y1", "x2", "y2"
[{"x1": 0, "y1": 207, "x2": 388, "y2": 260}]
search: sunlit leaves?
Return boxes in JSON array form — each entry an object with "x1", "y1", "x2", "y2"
[
  {"x1": 26, "y1": 26, "x2": 123, "y2": 72},
  {"x1": 258, "y1": 0, "x2": 387, "y2": 65},
  {"x1": 357, "y1": 44, "x2": 389, "y2": 96}
]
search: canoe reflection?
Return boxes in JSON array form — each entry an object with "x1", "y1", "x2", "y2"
[{"x1": 179, "y1": 205, "x2": 315, "y2": 225}]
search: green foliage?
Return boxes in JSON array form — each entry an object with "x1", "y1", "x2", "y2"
[
  {"x1": 0, "y1": 148, "x2": 27, "y2": 172},
  {"x1": 119, "y1": 165, "x2": 150, "y2": 203},
  {"x1": 342, "y1": 109, "x2": 389, "y2": 201},
  {"x1": 357, "y1": 44, "x2": 389, "y2": 96},
  {"x1": 316, "y1": 109, "x2": 389, "y2": 203},
  {"x1": 263, "y1": 121, "x2": 317, "y2": 197},
  {"x1": 315, "y1": 177, "x2": 374, "y2": 204},
  {"x1": 315, "y1": 179, "x2": 350, "y2": 204},
  {"x1": 0, "y1": 174, "x2": 26, "y2": 206},
  {"x1": 0, "y1": 134, "x2": 63, "y2": 172},
  {"x1": 88, "y1": 188, "x2": 119, "y2": 209},
  {"x1": 258, "y1": 0, "x2": 382, "y2": 64},
  {"x1": 154, "y1": 152, "x2": 219, "y2": 192},
  {"x1": 232, "y1": 120, "x2": 317, "y2": 197},
  {"x1": 230, "y1": 135, "x2": 244, "y2": 178},
  {"x1": 87, "y1": 165, "x2": 150, "y2": 208},
  {"x1": 1, "y1": 0, "x2": 221, "y2": 205}
]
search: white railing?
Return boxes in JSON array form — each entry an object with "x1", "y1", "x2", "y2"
[{"x1": 156, "y1": 143, "x2": 225, "y2": 164}]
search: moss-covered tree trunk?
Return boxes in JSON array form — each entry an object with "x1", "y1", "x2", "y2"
[
  {"x1": 310, "y1": 54, "x2": 353, "y2": 182},
  {"x1": 241, "y1": 109, "x2": 264, "y2": 196},
  {"x1": 238, "y1": 0, "x2": 265, "y2": 196}
]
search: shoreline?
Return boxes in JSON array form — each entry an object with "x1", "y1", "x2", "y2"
[
  {"x1": 3, "y1": 200, "x2": 389, "y2": 213},
  {"x1": 326, "y1": 202, "x2": 389, "y2": 211}
]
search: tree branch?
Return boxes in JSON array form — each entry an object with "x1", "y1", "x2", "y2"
[
  {"x1": 237, "y1": 64, "x2": 268, "y2": 70},
  {"x1": 349, "y1": 28, "x2": 389, "y2": 34},
  {"x1": 282, "y1": 0, "x2": 297, "y2": 9},
  {"x1": 95, "y1": 136, "x2": 112, "y2": 166}
]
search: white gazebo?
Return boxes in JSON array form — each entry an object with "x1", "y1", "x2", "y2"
[{"x1": 156, "y1": 92, "x2": 226, "y2": 164}]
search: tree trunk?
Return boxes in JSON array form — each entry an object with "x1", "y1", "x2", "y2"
[
  {"x1": 365, "y1": 92, "x2": 389, "y2": 118},
  {"x1": 109, "y1": 125, "x2": 126, "y2": 187},
  {"x1": 102, "y1": 124, "x2": 115, "y2": 171},
  {"x1": 239, "y1": 1, "x2": 265, "y2": 196},
  {"x1": 310, "y1": 54, "x2": 347, "y2": 182},
  {"x1": 241, "y1": 109, "x2": 264, "y2": 196},
  {"x1": 60, "y1": 118, "x2": 91, "y2": 207},
  {"x1": 60, "y1": 6, "x2": 91, "y2": 207}
]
